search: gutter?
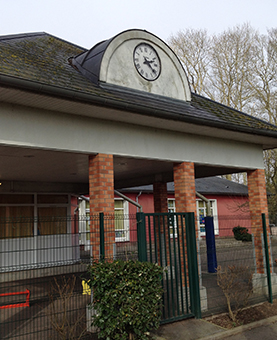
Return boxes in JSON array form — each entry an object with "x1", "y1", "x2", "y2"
[
  {"x1": 1, "y1": 73, "x2": 277, "y2": 142},
  {"x1": 114, "y1": 190, "x2": 143, "y2": 212},
  {"x1": 77, "y1": 192, "x2": 142, "y2": 212}
]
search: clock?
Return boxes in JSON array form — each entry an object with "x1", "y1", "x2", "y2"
[{"x1": 133, "y1": 43, "x2": 161, "y2": 81}]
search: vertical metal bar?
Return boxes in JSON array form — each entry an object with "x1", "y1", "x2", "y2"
[
  {"x1": 136, "y1": 212, "x2": 147, "y2": 262},
  {"x1": 152, "y1": 215, "x2": 159, "y2": 264},
  {"x1": 262, "y1": 213, "x2": 273, "y2": 304},
  {"x1": 252, "y1": 233, "x2": 257, "y2": 274},
  {"x1": 197, "y1": 238, "x2": 202, "y2": 288},
  {"x1": 171, "y1": 214, "x2": 180, "y2": 316},
  {"x1": 99, "y1": 212, "x2": 104, "y2": 260},
  {"x1": 176, "y1": 214, "x2": 185, "y2": 315},
  {"x1": 185, "y1": 212, "x2": 201, "y2": 319},
  {"x1": 261, "y1": 233, "x2": 266, "y2": 274},
  {"x1": 181, "y1": 214, "x2": 189, "y2": 313},
  {"x1": 158, "y1": 214, "x2": 167, "y2": 317},
  {"x1": 166, "y1": 214, "x2": 175, "y2": 317},
  {"x1": 147, "y1": 215, "x2": 153, "y2": 262}
]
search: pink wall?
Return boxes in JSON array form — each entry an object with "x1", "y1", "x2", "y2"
[
  {"x1": 118, "y1": 192, "x2": 250, "y2": 238},
  {"x1": 203, "y1": 194, "x2": 251, "y2": 237}
]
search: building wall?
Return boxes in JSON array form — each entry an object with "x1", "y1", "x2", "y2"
[
  {"x1": 117, "y1": 192, "x2": 250, "y2": 238},
  {"x1": 205, "y1": 195, "x2": 251, "y2": 237}
]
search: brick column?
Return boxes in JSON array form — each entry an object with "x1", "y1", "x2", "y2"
[
  {"x1": 247, "y1": 169, "x2": 270, "y2": 274},
  {"x1": 173, "y1": 162, "x2": 197, "y2": 289},
  {"x1": 153, "y1": 182, "x2": 168, "y2": 213},
  {"x1": 89, "y1": 154, "x2": 115, "y2": 260},
  {"x1": 153, "y1": 181, "x2": 169, "y2": 266},
  {"x1": 173, "y1": 162, "x2": 197, "y2": 216}
]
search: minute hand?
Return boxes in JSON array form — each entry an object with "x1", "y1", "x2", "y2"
[{"x1": 143, "y1": 57, "x2": 156, "y2": 74}]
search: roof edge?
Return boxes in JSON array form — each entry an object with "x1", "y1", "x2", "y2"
[{"x1": 1, "y1": 73, "x2": 277, "y2": 145}]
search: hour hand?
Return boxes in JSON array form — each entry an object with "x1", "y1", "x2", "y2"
[{"x1": 143, "y1": 57, "x2": 155, "y2": 73}]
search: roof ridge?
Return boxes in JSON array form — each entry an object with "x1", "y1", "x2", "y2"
[
  {"x1": 0, "y1": 32, "x2": 87, "y2": 51},
  {"x1": 0, "y1": 32, "x2": 47, "y2": 41}
]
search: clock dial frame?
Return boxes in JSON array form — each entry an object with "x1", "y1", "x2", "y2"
[{"x1": 133, "y1": 43, "x2": 161, "y2": 81}]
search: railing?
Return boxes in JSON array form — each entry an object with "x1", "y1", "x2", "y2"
[{"x1": 0, "y1": 213, "x2": 276, "y2": 339}]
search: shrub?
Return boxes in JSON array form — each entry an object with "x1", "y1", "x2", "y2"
[
  {"x1": 217, "y1": 265, "x2": 253, "y2": 322},
  {"x1": 86, "y1": 260, "x2": 163, "y2": 340},
  {"x1": 232, "y1": 226, "x2": 252, "y2": 242},
  {"x1": 47, "y1": 276, "x2": 87, "y2": 340}
]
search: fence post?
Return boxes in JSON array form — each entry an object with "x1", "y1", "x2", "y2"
[
  {"x1": 262, "y1": 213, "x2": 273, "y2": 303},
  {"x1": 99, "y1": 212, "x2": 105, "y2": 260},
  {"x1": 136, "y1": 212, "x2": 147, "y2": 262},
  {"x1": 185, "y1": 212, "x2": 201, "y2": 319},
  {"x1": 204, "y1": 216, "x2": 217, "y2": 273}
]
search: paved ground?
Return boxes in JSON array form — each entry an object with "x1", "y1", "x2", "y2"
[{"x1": 152, "y1": 315, "x2": 277, "y2": 340}]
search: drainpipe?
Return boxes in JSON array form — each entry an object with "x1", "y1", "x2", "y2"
[
  {"x1": 79, "y1": 195, "x2": 89, "y2": 202},
  {"x1": 114, "y1": 190, "x2": 143, "y2": 212},
  {"x1": 196, "y1": 191, "x2": 212, "y2": 216},
  {"x1": 136, "y1": 191, "x2": 142, "y2": 212}
]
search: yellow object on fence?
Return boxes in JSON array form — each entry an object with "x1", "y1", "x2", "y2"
[{"x1": 82, "y1": 280, "x2": 91, "y2": 295}]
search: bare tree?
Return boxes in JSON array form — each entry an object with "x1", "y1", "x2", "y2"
[
  {"x1": 169, "y1": 24, "x2": 277, "y2": 213},
  {"x1": 167, "y1": 28, "x2": 211, "y2": 95},
  {"x1": 208, "y1": 24, "x2": 258, "y2": 111}
]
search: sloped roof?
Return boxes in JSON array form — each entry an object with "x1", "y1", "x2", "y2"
[
  {"x1": 0, "y1": 32, "x2": 277, "y2": 141},
  {"x1": 120, "y1": 176, "x2": 248, "y2": 196}
]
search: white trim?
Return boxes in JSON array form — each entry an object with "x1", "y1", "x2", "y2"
[
  {"x1": 196, "y1": 199, "x2": 219, "y2": 237},
  {"x1": 167, "y1": 198, "x2": 177, "y2": 238},
  {"x1": 114, "y1": 198, "x2": 129, "y2": 242}
]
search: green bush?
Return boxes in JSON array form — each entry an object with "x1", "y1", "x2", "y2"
[
  {"x1": 232, "y1": 226, "x2": 252, "y2": 242},
  {"x1": 86, "y1": 260, "x2": 163, "y2": 340}
]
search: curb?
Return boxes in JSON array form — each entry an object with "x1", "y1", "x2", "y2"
[{"x1": 198, "y1": 315, "x2": 277, "y2": 340}]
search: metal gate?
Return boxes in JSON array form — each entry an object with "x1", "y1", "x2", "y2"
[{"x1": 136, "y1": 212, "x2": 201, "y2": 323}]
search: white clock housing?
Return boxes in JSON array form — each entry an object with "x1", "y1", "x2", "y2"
[{"x1": 72, "y1": 29, "x2": 191, "y2": 101}]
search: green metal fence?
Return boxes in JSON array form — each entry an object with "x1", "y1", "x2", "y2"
[
  {"x1": 137, "y1": 212, "x2": 201, "y2": 322},
  {"x1": 0, "y1": 212, "x2": 276, "y2": 339}
]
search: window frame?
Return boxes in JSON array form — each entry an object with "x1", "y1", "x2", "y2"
[{"x1": 196, "y1": 199, "x2": 219, "y2": 237}]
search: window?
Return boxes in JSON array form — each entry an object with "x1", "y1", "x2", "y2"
[
  {"x1": 197, "y1": 199, "x2": 218, "y2": 236},
  {"x1": 168, "y1": 199, "x2": 177, "y2": 237},
  {"x1": 0, "y1": 194, "x2": 71, "y2": 239},
  {"x1": 114, "y1": 199, "x2": 129, "y2": 242},
  {"x1": 83, "y1": 199, "x2": 129, "y2": 243}
]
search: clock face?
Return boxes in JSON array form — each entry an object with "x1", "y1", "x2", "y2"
[{"x1": 133, "y1": 43, "x2": 161, "y2": 81}]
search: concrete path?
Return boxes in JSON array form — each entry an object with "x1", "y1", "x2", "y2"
[{"x1": 152, "y1": 315, "x2": 277, "y2": 340}]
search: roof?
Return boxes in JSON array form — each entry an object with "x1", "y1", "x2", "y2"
[
  {"x1": 1, "y1": 32, "x2": 277, "y2": 144},
  {"x1": 120, "y1": 176, "x2": 248, "y2": 196}
]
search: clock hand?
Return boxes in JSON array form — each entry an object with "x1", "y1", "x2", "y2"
[{"x1": 143, "y1": 57, "x2": 156, "y2": 74}]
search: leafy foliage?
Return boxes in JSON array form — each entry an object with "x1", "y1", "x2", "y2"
[
  {"x1": 86, "y1": 260, "x2": 163, "y2": 340},
  {"x1": 232, "y1": 226, "x2": 252, "y2": 242}
]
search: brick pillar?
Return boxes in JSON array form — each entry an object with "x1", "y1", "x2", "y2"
[
  {"x1": 89, "y1": 154, "x2": 115, "y2": 260},
  {"x1": 173, "y1": 162, "x2": 197, "y2": 289},
  {"x1": 153, "y1": 181, "x2": 169, "y2": 266},
  {"x1": 173, "y1": 162, "x2": 197, "y2": 216},
  {"x1": 153, "y1": 182, "x2": 168, "y2": 213},
  {"x1": 247, "y1": 169, "x2": 270, "y2": 274}
]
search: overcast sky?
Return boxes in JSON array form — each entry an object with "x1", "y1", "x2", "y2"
[{"x1": 1, "y1": 0, "x2": 276, "y2": 48}]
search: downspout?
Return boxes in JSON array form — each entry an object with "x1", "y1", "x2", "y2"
[
  {"x1": 114, "y1": 190, "x2": 143, "y2": 212},
  {"x1": 196, "y1": 191, "x2": 212, "y2": 216},
  {"x1": 136, "y1": 191, "x2": 142, "y2": 212}
]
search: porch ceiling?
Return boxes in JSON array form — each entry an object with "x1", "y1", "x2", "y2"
[{"x1": 0, "y1": 144, "x2": 247, "y2": 194}]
